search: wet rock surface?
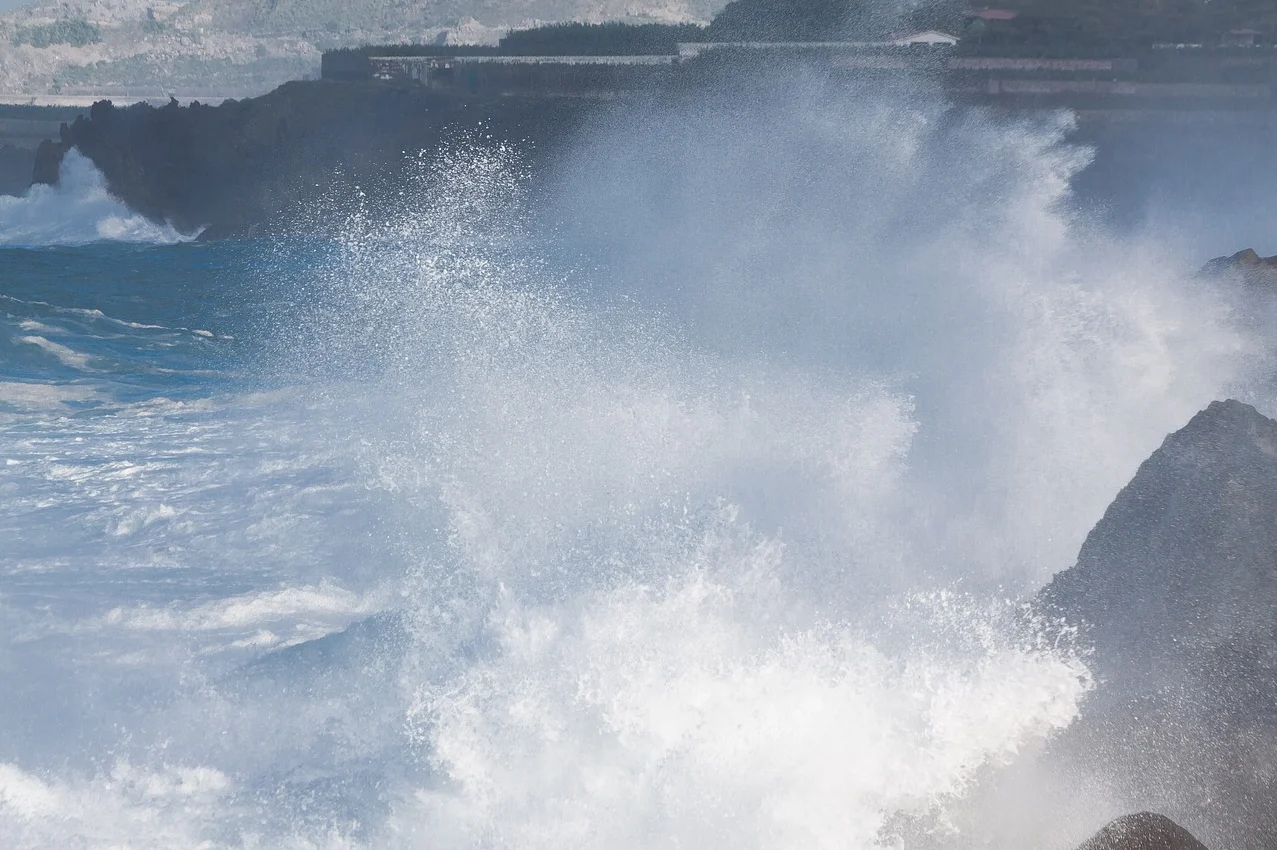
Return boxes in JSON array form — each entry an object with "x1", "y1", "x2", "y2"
[
  {"x1": 1042, "y1": 399, "x2": 1277, "y2": 849},
  {"x1": 1075, "y1": 813, "x2": 1209, "y2": 850}
]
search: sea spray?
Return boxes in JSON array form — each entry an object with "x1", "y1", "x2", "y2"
[
  {"x1": 0, "y1": 151, "x2": 193, "y2": 247},
  {"x1": 0, "y1": 71, "x2": 1270, "y2": 850},
  {"x1": 547, "y1": 76, "x2": 1266, "y2": 586}
]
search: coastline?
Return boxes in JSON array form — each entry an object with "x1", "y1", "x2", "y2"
[
  {"x1": 28, "y1": 66, "x2": 1277, "y2": 243},
  {"x1": 32, "y1": 80, "x2": 603, "y2": 238},
  {"x1": 3, "y1": 60, "x2": 1277, "y2": 850}
]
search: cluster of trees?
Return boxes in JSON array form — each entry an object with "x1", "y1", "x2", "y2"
[
  {"x1": 12, "y1": 19, "x2": 102, "y2": 48},
  {"x1": 498, "y1": 22, "x2": 707, "y2": 54},
  {"x1": 703, "y1": 0, "x2": 967, "y2": 40},
  {"x1": 706, "y1": 0, "x2": 878, "y2": 40},
  {"x1": 328, "y1": 22, "x2": 708, "y2": 59}
]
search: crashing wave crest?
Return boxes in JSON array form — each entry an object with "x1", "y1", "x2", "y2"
[{"x1": 0, "y1": 150, "x2": 193, "y2": 247}]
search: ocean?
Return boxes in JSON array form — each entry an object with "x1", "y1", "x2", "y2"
[{"x1": 0, "y1": 88, "x2": 1271, "y2": 849}]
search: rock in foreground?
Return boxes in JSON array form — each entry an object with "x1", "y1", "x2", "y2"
[
  {"x1": 1042, "y1": 399, "x2": 1277, "y2": 686},
  {"x1": 1076, "y1": 813, "x2": 1209, "y2": 850},
  {"x1": 1042, "y1": 399, "x2": 1277, "y2": 849}
]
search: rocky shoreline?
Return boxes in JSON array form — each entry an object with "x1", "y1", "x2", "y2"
[
  {"x1": 32, "y1": 79, "x2": 602, "y2": 238},
  {"x1": 21, "y1": 68, "x2": 1277, "y2": 849},
  {"x1": 1038, "y1": 399, "x2": 1277, "y2": 849},
  {"x1": 28, "y1": 87, "x2": 1277, "y2": 250}
]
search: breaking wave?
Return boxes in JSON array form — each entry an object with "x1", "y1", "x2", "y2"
[
  {"x1": 0, "y1": 76, "x2": 1271, "y2": 850},
  {"x1": 0, "y1": 150, "x2": 193, "y2": 247}
]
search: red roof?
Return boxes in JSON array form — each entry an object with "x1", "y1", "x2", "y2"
[{"x1": 966, "y1": 8, "x2": 1019, "y2": 21}]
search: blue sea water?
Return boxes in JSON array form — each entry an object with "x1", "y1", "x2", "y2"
[{"x1": 0, "y1": 101, "x2": 1272, "y2": 849}]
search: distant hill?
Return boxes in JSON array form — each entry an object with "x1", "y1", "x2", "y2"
[
  {"x1": 0, "y1": 0, "x2": 723, "y2": 98},
  {"x1": 182, "y1": 0, "x2": 719, "y2": 36}
]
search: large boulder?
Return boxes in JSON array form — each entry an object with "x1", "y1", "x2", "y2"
[
  {"x1": 1041, "y1": 399, "x2": 1277, "y2": 686},
  {"x1": 1075, "y1": 813, "x2": 1208, "y2": 850},
  {"x1": 1041, "y1": 399, "x2": 1277, "y2": 848}
]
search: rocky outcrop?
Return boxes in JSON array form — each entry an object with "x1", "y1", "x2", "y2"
[
  {"x1": 33, "y1": 80, "x2": 599, "y2": 237},
  {"x1": 1042, "y1": 399, "x2": 1277, "y2": 849},
  {"x1": 1075, "y1": 813, "x2": 1209, "y2": 850},
  {"x1": 1200, "y1": 247, "x2": 1277, "y2": 279},
  {"x1": 1042, "y1": 399, "x2": 1277, "y2": 685}
]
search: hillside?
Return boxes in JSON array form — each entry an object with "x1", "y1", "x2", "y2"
[{"x1": 0, "y1": 0, "x2": 722, "y2": 98}]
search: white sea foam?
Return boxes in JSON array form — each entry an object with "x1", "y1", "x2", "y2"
[
  {"x1": 101, "y1": 582, "x2": 384, "y2": 636},
  {"x1": 0, "y1": 150, "x2": 194, "y2": 247},
  {"x1": 17, "y1": 335, "x2": 94, "y2": 370},
  {"x1": 0, "y1": 762, "x2": 243, "y2": 850},
  {"x1": 0, "y1": 380, "x2": 101, "y2": 409}
]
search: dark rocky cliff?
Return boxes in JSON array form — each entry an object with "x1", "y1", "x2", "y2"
[
  {"x1": 33, "y1": 81, "x2": 599, "y2": 238},
  {"x1": 1043, "y1": 399, "x2": 1277, "y2": 686},
  {"x1": 1042, "y1": 399, "x2": 1277, "y2": 849}
]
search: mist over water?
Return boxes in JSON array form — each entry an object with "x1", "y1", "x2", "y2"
[
  {"x1": 547, "y1": 76, "x2": 1268, "y2": 587},
  {"x1": 1, "y1": 71, "x2": 1273, "y2": 849}
]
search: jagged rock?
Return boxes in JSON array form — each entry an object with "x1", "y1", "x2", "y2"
[
  {"x1": 1075, "y1": 813, "x2": 1209, "y2": 850},
  {"x1": 1200, "y1": 247, "x2": 1277, "y2": 279},
  {"x1": 1042, "y1": 399, "x2": 1277, "y2": 849},
  {"x1": 1042, "y1": 399, "x2": 1277, "y2": 684}
]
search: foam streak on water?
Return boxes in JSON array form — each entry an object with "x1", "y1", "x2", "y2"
[{"x1": 0, "y1": 78, "x2": 1271, "y2": 850}]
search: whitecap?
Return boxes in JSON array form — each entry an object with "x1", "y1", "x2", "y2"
[{"x1": 17, "y1": 335, "x2": 94, "y2": 370}]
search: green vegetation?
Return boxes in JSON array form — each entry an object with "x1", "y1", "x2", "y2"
[
  {"x1": 325, "y1": 22, "x2": 707, "y2": 59},
  {"x1": 706, "y1": 0, "x2": 872, "y2": 41},
  {"x1": 142, "y1": 17, "x2": 171, "y2": 37},
  {"x1": 12, "y1": 19, "x2": 102, "y2": 49},
  {"x1": 498, "y1": 22, "x2": 706, "y2": 54}
]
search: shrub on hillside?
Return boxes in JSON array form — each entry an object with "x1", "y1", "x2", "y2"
[{"x1": 13, "y1": 19, "x2": 103, "y2": 49}]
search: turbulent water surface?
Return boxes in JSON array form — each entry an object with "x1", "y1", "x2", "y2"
[{"x1": 0, "y1": 82, "x2": 1273, "y2": 850}]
